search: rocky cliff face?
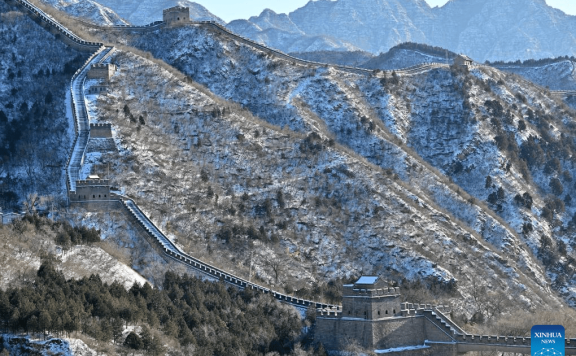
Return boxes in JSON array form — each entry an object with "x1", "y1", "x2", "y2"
[
  {"x1": 39, "y1": 0, "x2": 128, "y2": 25},
  {"x1": 229, "y1": 0, "x2": 576, "y2": 62}
]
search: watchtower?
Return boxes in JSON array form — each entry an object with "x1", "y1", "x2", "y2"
[
  {"x1": 342, "y1": 276, "x2": 401, "y2": 319},
  {"x1": 454, "y1": 54, "x2": 473, "y2": 67},
  {"x1": 71, "y1": 175, "x2": 111, "y2": 202},
  {"x1": 87, "y1": 63, "x2": 117, "y2": 81},
  {"x1": 163, "y1": 6, "x2": 190, "y2": 25}
]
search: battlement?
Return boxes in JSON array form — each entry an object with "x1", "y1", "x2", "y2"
[
  {"x1": 317, "y1": 308, "x2": 342, "y2": 318},
  {"x1": 343, "y1": 284, "x2": 400, "y2": 297},
  {"x1": 76, "y1": 179, "x2": 110, "y2": 186},
  {"x1": 163, "y1": 6, "x2": 190, "y2": 24},
  {"x1": 87, "y1": 63, "x2": 117, "y2": 80},
  {"x1": 400, "y1": 302, "x2": 451, "y2": 316},
  {"x1": 70, "y1": 176, "x2": 111, "y2": 202}
]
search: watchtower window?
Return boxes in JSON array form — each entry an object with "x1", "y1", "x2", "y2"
[
  {"x1": 93, "y1": 195, "x2": 95, "y2": 198},
  {"x1": 177, "y1": 17, "x2": 180, "y2": 20},
  {"x1": 393, "y1": 309, "x2": 396, "y2": 314},
  {"x1": 378, "y1": 311, "x2": 380, "y2": 316},
  {"x1": 99, "y1": 195, "x2": 101, "y2": 198},
  {"x1": 348, "y1": 311, "x2": 350, "y2": 315},
  {"x1": 385, "y1": 310, "x2": 388, "y2": 315}
]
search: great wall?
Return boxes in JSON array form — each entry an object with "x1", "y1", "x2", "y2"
[{"x1": 4, "y1": 0, "x2": 576, "y2": 354}]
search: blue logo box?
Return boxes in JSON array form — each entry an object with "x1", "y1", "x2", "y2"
[{"x1": 532, "y1": 325, "x2": 565, "y2": 356}]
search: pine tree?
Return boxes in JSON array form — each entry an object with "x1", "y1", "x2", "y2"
[
  {"x1": 38, "y1": 310, "x2": 51, "y2": 340},
  {"x1": 111, "y1": 318, "x2": 124, "y2": 344},
  {"x1": 140, "y1": 325, "x2": 152, "y2": 352}
]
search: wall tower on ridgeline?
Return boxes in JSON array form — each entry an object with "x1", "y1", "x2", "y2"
[{"x1": 163, "y1": 6, "x2": 190, "y2": 25}]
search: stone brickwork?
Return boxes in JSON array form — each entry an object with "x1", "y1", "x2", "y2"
[
  {"x1": 88, "y1": 84, "x2": 109, "y2": 94},
  {"x1": 315, "y1": 276, "x2": 459, "y2": 354},
  {"x1": 163, "y1": 6, "x2": 190, "y2": 25},
  {"x1": 90, "y1": 123, "x2": 113, "y2": 138},
  {"x1": 69, "y1": 177, "x2": 111, "y2": 202},
  {"x1": 342, "y1": 285, "x2": 401, "y2": 319},
  {"x1": 87, "y1": 63, "x2": 116, "y2": 80}
]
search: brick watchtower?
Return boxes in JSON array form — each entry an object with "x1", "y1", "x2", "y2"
[
  {"x1": 315, "y1": 276, "x2": 458, "y2": 354},
  {"x1": 341, "y1": 276, "x2": 401, "y2": 319},
  {"x1": 163, "y1": 6, "x2": 190, "y2": 25}
]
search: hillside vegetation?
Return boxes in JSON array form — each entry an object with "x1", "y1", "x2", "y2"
[
  {"x1": 0, "y1": 2, "x2": 88, "y2": 211},
  {"x1": 5, "y1": 0, "x2": 576, "y2": 339},
  {"x1": 0, "y1": 264, "x2": 315, "y2": 356},
  {"x1": 75, "y1": 27, "x2": 567, "y2": 323}
]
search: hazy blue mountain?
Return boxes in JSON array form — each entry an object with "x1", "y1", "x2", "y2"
[{"x1": 228, "y1": 0, "x2": 576, "y2": 62}]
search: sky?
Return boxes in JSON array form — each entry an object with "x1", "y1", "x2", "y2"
[{"x1": 193, "y1": 0, "x2": 576, "y2": 23}]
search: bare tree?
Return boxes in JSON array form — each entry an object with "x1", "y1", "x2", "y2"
[
  {"x1": 264, "y1": 256, "x2": 283, "y2": 284},
  {"x1": 23, "y1": 193, "x2": 40, "y2": 214}
]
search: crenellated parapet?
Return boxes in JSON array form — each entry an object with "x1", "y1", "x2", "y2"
[
  {"x1": 400, "y1": 302, "x2": 451, "y2": 316},
  {"x1": 316, "y1": 308, "x2": 342, "y2": 318},
  {"x1": 76, "y1": 179, "x2": 110, "y2": 186}
]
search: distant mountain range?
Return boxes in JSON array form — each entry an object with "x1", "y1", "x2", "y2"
[
  {"x1": 227, "y1": 0, "x2": 576, "y2": 62},
  {"x1": 42, "y1": 0, "x2": 576, "y2": 62}
]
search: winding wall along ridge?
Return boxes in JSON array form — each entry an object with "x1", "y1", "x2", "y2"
[
  {"x1": 5, "y1": 0, "x2": 341, "y2": 311},
  {"x1": 9, "y1": 0, "x2": 101, "y2": 51},
  {"x1": 78, "y1": 18, "x2": 448, "y2": 77},
  {"x1": 11, "y1": 1, "x2": 576, "y2": 351}
]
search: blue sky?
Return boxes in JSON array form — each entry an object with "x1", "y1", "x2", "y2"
[{"x1": 194, "y1": 0, "x2": 576, "y2": 23}]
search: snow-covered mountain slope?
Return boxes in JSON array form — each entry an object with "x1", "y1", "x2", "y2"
[
  {"x1": 81, "y1": 23, "x2": 576, "y2": 314},
  {"x1": 290, "y1": 51, "x2": 374, "y2": 67},
  {"x1": 91, "y1": 0, "x2": 224, "y2": 25},
  {"x1": 229, "y1": 0, "x2": 576, "y2": 62},
  {"x1": 0, "y1": 2, "x2": 87, "y2": 210},
  {"x1": 88, "y1": 48, "x2": 559, "y2": 314},
  {"x1": 361, "y1": 43, "x2": 455, "y2": 70},
  {"x1": 227, "y1": 20, "x2": 360, "y2": 54},
  {"x1": 0, "y1": 216, "x2": 147, "y2": 290},
  {"x1": 38, "y1": 0, "x2": 128, "y2": 26},
  {"x1": 1, "y1": 335, "x2": 97, "y2": 356},
  {"x1": 494, "y1": 59, "x2": 576, "y2": 91}
]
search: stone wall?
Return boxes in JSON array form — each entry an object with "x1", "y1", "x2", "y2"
[
  {"x1": 88, "y1": 84, "x2": 109, "y2": 94},
  {"x1": 90, "y1": 123, "x2": 113, "y2": 138},
  {"x1": 69, "y1": 199, "x2": 122, "y2": 212},
  {"x1": 87, "y1": 63, "x2": 116, "y2": 80},
  {"x1": 372, "y1": 317, "x2": 427, "y2": 349},
  {"x1": 342, "y1": 293, "x2": 401, "y2": 319},
  {"x1": 315, "y1": 317, "x2": 374, "y2": 350},
  {"x1": 316, "y1": 316, "x2": 433, "y2": 351},
  {"x1": 70, "y1": 179, "x2": 111, "y2": 202}
]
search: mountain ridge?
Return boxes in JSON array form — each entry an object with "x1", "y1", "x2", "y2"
[{"x1": 228, "y1": 0, "x2": 576, "y2": 62}]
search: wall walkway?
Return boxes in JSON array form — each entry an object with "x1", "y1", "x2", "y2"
[{"x1": 11, "y1": 1, "x2": 576, "y2": 352}]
